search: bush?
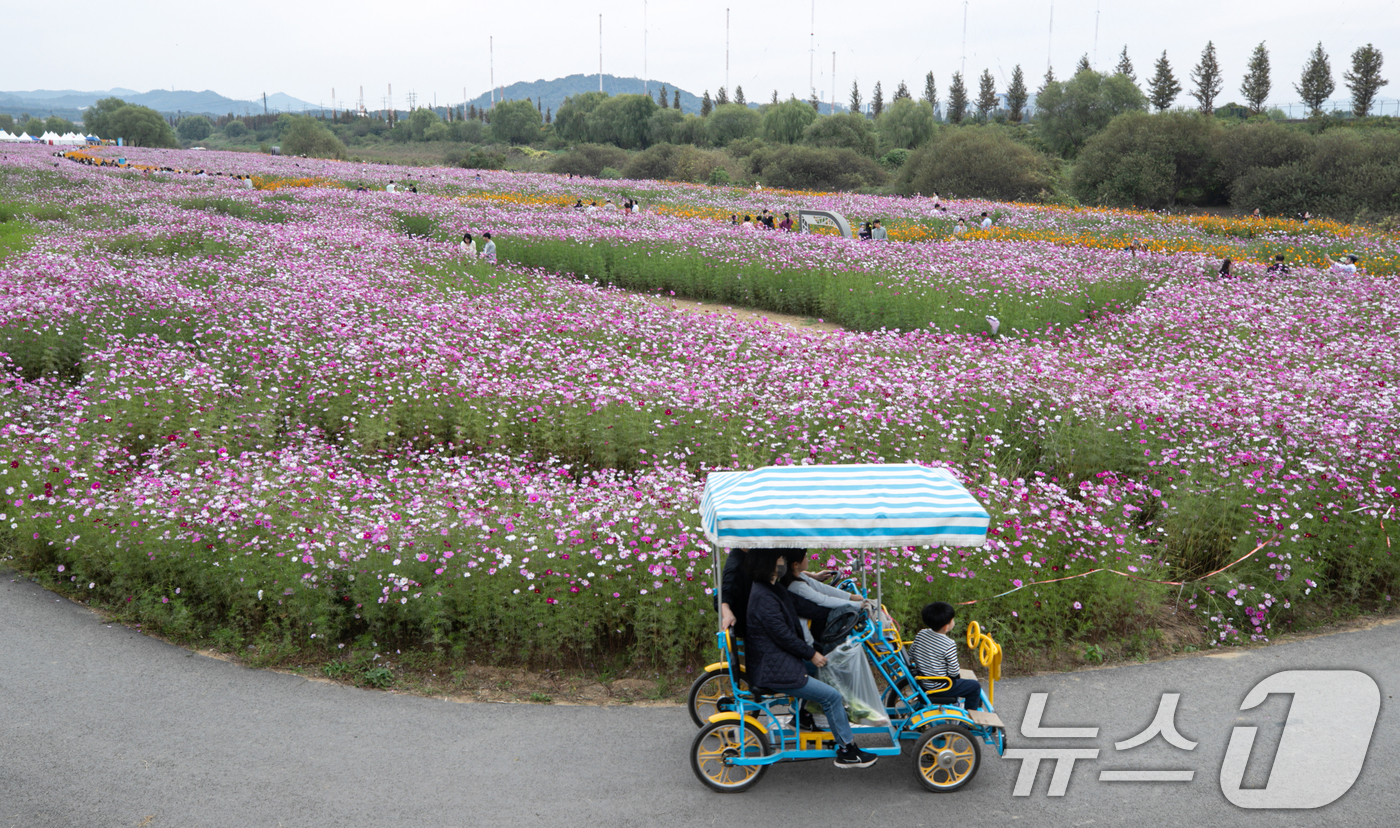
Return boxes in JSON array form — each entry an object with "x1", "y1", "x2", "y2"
[
  {"x1": 223, "y1": 120, "x2": 248, "y2": 139},
  {"x1": 623, "y1": 144, "x2": 738, "y2": 183},
  {"x1": 548, "y1": 144, "x2": 630, "y2": 177},
  {"x1": 1072, "y1": 111, "x2": 1222, "y2": 208},
  {"x1": 278, "y1": 116, "x2": 348, "y2": 160},
  {"x1": 177, "y1": 116, "x2": 213, "y2": 142},
  {"x1": 747, "y1": 145, "x2": 887, "y2": 191},
  {"x1": 896, "y1": 126, "x2": 1056, "y2": 200},
  {"x1": 706, "y1": 103, "x2": 761, "y2": 147},
  {"x1": 879, "y1": 148, "x2": 910, "y2": 171},
  {"x1": 599, "y1": 167, "x2": 623, "y2": 180},
  {"x1": 444, "y1": 146, "x2": 506, "y2": 170},
  {"x1": 761, "y1": 99, "x2": 817, "y2": 144},
  {"x1": 801, "y1": 112, "x2": 878, "y2": 157},
  {"x1": 491, "y1": 99, "x2": 543, "y2": 145},
  {"x1": 877, "y1": 99, "x2": 936, "y2": 151}
]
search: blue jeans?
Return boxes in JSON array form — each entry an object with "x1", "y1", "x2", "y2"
[
  {"x1": 784, "y1": 676, "x2": 855, "y2": 747},
  {"x1": 929, "y1": 677, "x2": 984, "y2": 711}
]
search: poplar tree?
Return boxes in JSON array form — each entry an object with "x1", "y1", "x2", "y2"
[
  {"x1": 734, "y1": 86, "x2": 746, "y2": 106},
  {"x1": 701, "y1": 90, "x2": 714, "y2": 116},
  {"x1": 947, "y1": 72, "x2": 968, "y2": 124},
  {"x1": 923, "y1": 72, "x2": 938, "y2": 109},
  {"x1": 849, "y1": 80, "x2": 862, "y2": 115},
  {"x1": 894, "y1": 80, "x2": 912, "y2": 102},
  {"x1": 1190, "y1": 41, "x2": 1223, "y2": 114},
  {"x1": 1006, "y1": 64, "x2": 1028, "y2": 123},
  {"x1": 976, "y1": 70, "x2": 998, "y2": 121},
  {"x1": 716, "y1": 86, "x2": 729, "y2": 106},
  {"x1": 772, "y1": 90, "x2": 780, "y2": 105},
  {"x1": 1148, "y1": 51, "x2": 1182, "y2": 111},
  {"x1": 659, "y1": 84, "x2": 669, "y2": 108},
  {"x1": 1344, "y1": 44, "x2": 1388, "y2": 117},
  {"x1": 1075, "y1": 54, "x2": 1092, "y2": 74},
  {"x1": 673, "y1": 89, "x2": 680, "y2": 111},
  {"x1": 1295, "y1": 42, "x2": 1335, "y2": 116},
  {"x1": 871, "y1": 81, "x2": 884, "y2": 118},
  {"x1": 1240, "y1": 42, "x2": 1271, "y2": 115}
]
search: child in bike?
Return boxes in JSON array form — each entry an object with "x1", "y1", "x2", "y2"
[{"x1": 909, "y1": 601, "x2": 983, "y2": 711}]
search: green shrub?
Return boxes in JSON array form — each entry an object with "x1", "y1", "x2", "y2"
[
  {"x1": 748, "y1": 145, "x2": 887, "y2": 191},
  {"x1": 896, "y1": 126, "x2": 1056, "y2": 200},
  {"x1": 548, "y1": 144, "x2": 630, "y2": 177},
  {"x1": 599, "y1": 166, "x2": 624, "y2": 180}
]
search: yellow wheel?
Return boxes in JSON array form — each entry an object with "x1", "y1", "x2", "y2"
[
  {"x1": 691, "y1": 720, "x2": 770, "y2": 793},
  {"x1": 687, "y1": 668, "x2": 747, "y2": 727},
  {"x1": 914, "y1": 724, "x2": 981, "y2": 792}
]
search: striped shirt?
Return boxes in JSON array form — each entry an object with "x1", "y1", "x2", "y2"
[{"x1": 910, "y1": 629, "x2": 960, "y2": 691}]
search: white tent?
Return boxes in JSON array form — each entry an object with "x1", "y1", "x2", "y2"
[
  {"x1": 0, "y1": 130, "x2": 14, "y2": 142},
  {"x1": 17, "y1": 132, "x2": 32, "y2": 141}
]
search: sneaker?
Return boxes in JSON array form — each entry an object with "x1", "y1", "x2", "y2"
[
  {"x1": 833, "y1": 744, "x2": 879, "y2": 769},
  {"x1": 799, "y1": 709, "x2": 817, "y2": 731}
]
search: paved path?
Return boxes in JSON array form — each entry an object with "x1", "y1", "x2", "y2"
[{"x1": 3, "y1": 569, "x2": 1397, "y2": 828}]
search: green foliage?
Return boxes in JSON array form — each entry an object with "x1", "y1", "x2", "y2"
[
  {"x1": 278, "y1": 116, "x2": 348, "y2": 159},
  {"x1": 1072, "y1": 111, "x2": 1223, "y2": 208},
  {"x1": 222, "y1": 119, "x2": 248, "y2": 138},
  {"x1": 646, "y1": 108, "x2": 685, "y2": 145},
  {"x1": 176, "y1": 115, "x2": 213, "y2": 142},
  {"x1": 176, "y1": 196, "x2": 289, "y2": 224},
  {"x1": 444, "y1": 145, "x2": 506, "y2": 170},
  {"x1": 706, "y1": 103, "x2": 761, "y2": 147},
  {"x1": 21, "y1": 118, "x2": 45, "y2": 137},
  {"x1": 104, "y1": 104, "x2": 180, "y2": 148},
  {"x1": 1035, "y1": 70, "x2": 1147, "y2": 158},
  {"x1": 761, "y1": 99, "x2": 817, "y2": 144},
  {"x1": 622, "y1": 144, "x2": 736, "y2": 183},
  {"x1": 1344, "y1": 44, "x2": 1388, "y2": 117},
  {"x1": 44, "y1": 115, "x2": 75, "y2": 135},
  {"x1": 491, "y1": 100, "x2": 543, "y2": 145},
  {"x1": 877, "y1": 99, "x2": 935, "y2": 150},
  {"x1": 361, "y1": 666, "x2": 395, "y2": 689},
  {"x1": 393, "y1": 212, "x2": 440, "y2": 239},
  {"x1": 587, "y1": 94, "x2": 659, "y2": 149},
  {"x1": 747, "y1": 145, "x2": 887, "y2": 191},
  {"x1": 1006, "y1": 66, "x2": 1029, "y2": 124},
  {"x1": 897, "y1": 126, "x2": 1056, "y2": 201},
  {"x1": 1241, "y1": 43, "x2": 1272, "y2": 115},
  {"x1": 879, "y1": 148, "x2": 910, "y2": 171},
  {"x1": 548, "y1": 144, "x2": 630, "y2": 177},
  {"x1": 0, "y1": 114, "x2": 12, "y2": 132},
  {"x1": 1148, "y1": 52, "x2": 1182, "y2": 112},
  {"x1": 1296, "y1": 42, "x2": 1336, "y2": 117},
  {"x1": 976, "y1": 70, "x2": 999, "y2": 121},
  {"x1": 553, "y1": 91, "x2": 608, "y2": 143},
  {"x1": 1189, "y1": 41, "x2": 1224, "y2": 114},
  {"x1": 947, "y1": 72, "x2": 968, "y2": 124},
  {"x1": 1228, "y1": 128, "x2": 1400, "y2": 219},
  {"x1": 82, "y1": 96, "x2": 128, "y2": 138},
  {"x1": 801, "y1": 112, "x2": 878, "y2": 156}
]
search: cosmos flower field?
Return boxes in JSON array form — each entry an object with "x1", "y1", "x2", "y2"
[{"x1": 2, "y1": 144, "x2": 1397, "y2": 671}]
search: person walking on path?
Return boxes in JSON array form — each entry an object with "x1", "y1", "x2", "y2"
[{"x1": 481, "y1": 233, "x2": 497, "y2": 264}]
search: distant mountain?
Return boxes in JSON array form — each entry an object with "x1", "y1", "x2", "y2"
[
  {"x1": 0, "y1": 88, "x2": 319, "y2": 119},
  {"x1": 463, "y1": 73, "x2": 705, "y2": 116}
]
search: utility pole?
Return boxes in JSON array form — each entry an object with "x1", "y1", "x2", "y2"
[
  {"x1": 1093, "y1": 1, "x2": 1100, "y2": 68},
  {"x1": 262, "y1": 92, "x2": 268, "y2": 115},
  {"x1": 726, "y1": 8, "x2": 730, "y2": 94},
  {"x1": 1047, "y1": 2, "x2": 1054, "y2": 72},
  {"x1": 809, "y1": 0, "x2": 815, "y2": 100},
  {"x1": 332, "y1": 87, "x2": 336, "y2": 119},
  {"x1": 490, "y1": 36, "x2": 495, "y2": 110},
  {"x1": 831, "y1": 51, "x2": 836, "y2": 114},
  {"x1": 599, "y1": 14, "x2": 604, "y2": 92},
  {"x1": 644, "y1": 1, "x2": 649, "y2": 95},
  {"x1": 961, "y1": 1, "x2": 968, "y2": 78}
]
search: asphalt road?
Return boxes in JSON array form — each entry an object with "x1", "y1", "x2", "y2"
[{"x1": 3, "y1": 569, "x2": 1398, "y2": 828}]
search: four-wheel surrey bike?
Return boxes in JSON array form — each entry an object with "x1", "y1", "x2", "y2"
[{"x1": 689, "y1": 463, "x2": 1008, "y2": 793}]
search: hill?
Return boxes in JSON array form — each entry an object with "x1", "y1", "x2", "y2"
[
  {"x1": 0, "y1": 88, "x2": 319, "y2": 120},
  {"x1": 464, "y1": 73, "x2": 705, "y2": 116}
]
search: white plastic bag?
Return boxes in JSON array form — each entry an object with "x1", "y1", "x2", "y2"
[{"x1": 818, "y1": 640, "x2": 890, "y2": 726}]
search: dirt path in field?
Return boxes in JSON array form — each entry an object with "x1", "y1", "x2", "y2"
[{"x1": 640, "y1": 295, "x2": 845, "y2": 333}]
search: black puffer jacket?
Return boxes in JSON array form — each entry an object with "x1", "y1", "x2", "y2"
[{"x1": 746, "y1": 580, "x2": 816, "y2": 690}]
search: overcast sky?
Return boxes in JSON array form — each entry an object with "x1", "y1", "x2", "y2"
[{"x1": 7, "y1": 1, "x2": 1397, "y2": 113}]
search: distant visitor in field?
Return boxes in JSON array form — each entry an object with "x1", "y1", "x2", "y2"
[
  {"x1": 778, "y1": 212, "x2": 793, "y2": 231},
  {"x1": 386, "y1": 179, "x2": 396, "y2": 193},
  {"x1": 954, "y1": 217, "x2": 968, "y2": 236},
  {"x1": 1218, "y1": 258, "x2": 1233, "y2": 278},
  {"x1": 980, "y1": 212, "x2": 992, "y2": 230},
  {"x1": 481, "y1": 233, "x2": 497, "y2": 263},
  {"x1": 1267, "y1": 254, "x2": 1290, "y2": 275},
  {"x1": 859, "y1": 222, "x2": 873, "y2": 241},
  {"x1": 459, "y1": 232, "x2": 477, "y2": 259},
  {"x1": 1332, "y1": 255, "x2": 1359, "y2": 275},
  {"x1": 870, "y1": 220, "x2": 887, "y2": 241}
]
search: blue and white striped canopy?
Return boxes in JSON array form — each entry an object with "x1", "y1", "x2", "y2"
[{"x1": 700, "y1": 463, "x2": 990, "y2": 549}]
